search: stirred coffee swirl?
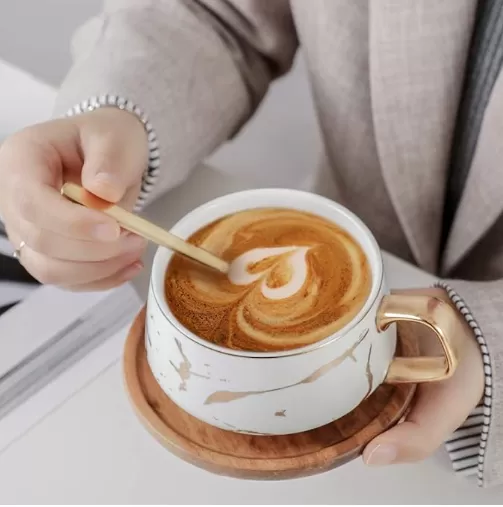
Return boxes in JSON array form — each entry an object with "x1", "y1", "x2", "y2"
[{"x1": 165, "y1": 208, "x2": 371, "y2": 352}]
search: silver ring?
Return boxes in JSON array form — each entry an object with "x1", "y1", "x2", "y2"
[{"x1": 13, "y1": 241, "x2": 26, "y2": 260}]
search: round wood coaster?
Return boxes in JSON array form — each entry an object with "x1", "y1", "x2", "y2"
[{"x1": 123, "y1": 308, "x2": 417, "y2": 480}]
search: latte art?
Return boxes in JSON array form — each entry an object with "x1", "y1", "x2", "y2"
[
  {"x1": 165, "y1": 208, "x2": 372, "y2": 352},
  {"x1": 228, "y1": 246, "x2": 310, "y2": 300}
]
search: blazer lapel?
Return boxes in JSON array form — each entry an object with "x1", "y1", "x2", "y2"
[
  {"x1": 369, "y1": 0, "x2": 477, "y2": 272},
  {"x1": 443, "y1": 70, "x2": 503, "y2": 272}
]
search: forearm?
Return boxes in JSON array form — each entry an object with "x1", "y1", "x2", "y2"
[{"x1": 55, "y1": 0, "x2": 297, "y2": 206}]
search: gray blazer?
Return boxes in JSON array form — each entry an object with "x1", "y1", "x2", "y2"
[{"x1": 55, "y1": 0, "x2": 503, "y2": 487}]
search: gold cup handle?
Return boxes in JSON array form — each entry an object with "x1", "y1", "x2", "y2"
[{"x1": 377, "y1": 292, "x2": 462, "y2": 383}]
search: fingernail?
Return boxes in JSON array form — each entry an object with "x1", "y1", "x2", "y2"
[
  {"x1": 89, "y1": 173, "x2": 122, "y2": 202},
  {"x1": 93, "y1": 223, "x2": 119, "y2": 241},
  {"x1": 94, "y1": 172, "x2": 115, "y2": 186},
  {"x1": 122, "y1": 234, "x2": 147, "y2": 253},
  {"x1": 365, "y1": 444, "x2": 397, "y2": 466}
]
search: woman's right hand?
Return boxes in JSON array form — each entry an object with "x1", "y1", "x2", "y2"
[{"x1": 0, "y1": 108, "x2": 150, "y2": 291}]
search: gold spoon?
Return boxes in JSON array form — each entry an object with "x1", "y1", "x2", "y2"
[{"x1": 61, "y1": 182, "x2": 229, "y2": 274}]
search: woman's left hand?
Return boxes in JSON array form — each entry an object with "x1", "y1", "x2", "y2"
[{"x1": 363, "y1": 288, "x2": 485, "y2": 466}]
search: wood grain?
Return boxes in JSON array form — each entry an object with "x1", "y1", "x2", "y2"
[{"x1": 123, "y1": 308, "x2": 417, "y2": 480}]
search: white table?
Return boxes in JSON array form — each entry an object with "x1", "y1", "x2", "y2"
[{"x1": 1, "y1": 59, "x2": 502, "y2": 504}]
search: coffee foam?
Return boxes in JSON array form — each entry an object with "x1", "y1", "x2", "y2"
[
  {"x1": 228, "y1": 246, "x2": 310, "y2": 300},
  {"x1": 165, "y1": 208, "x2": 372, "y2": 352}
]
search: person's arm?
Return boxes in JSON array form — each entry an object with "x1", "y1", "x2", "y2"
[
  {"x1": 439, "y1": 278, "x2": 502, "y2": 488},
  {"x1": 55, "y1": 0, "x2": 298, "y2": 207}
]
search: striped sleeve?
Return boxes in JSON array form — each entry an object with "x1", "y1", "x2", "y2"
[{"x1": 436, "y1": 282, "x2": 492, "y2": 486}]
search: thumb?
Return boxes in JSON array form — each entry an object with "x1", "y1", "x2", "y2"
[
  {"x1": 363, "y1": 419, "x2": 441, "y2": 466},
  {"x1": 80, "y1": 117, "x2": 147, "y2": 204},
  {"x1": 363, "y1": 366, "x2": 482, "y2": 466},
  {"x1": 363, "y1": 309, "x2": 484, "y2": 467}
]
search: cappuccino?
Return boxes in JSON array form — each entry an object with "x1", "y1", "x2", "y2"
[{"x1": 165, "y1": 208, "x2": 371, "y2": 352}]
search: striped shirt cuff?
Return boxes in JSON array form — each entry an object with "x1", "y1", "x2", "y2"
[
  {"x1": 65, "y1": 94, "x2": 161, "y2": 212},
  {"x1": 436, "y1": 282, "x2": 492, "y2": 487}
]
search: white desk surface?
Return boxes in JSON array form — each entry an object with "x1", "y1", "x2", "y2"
[{"x1": 1, "y1": 60, "x2": 502, "y2": 504}]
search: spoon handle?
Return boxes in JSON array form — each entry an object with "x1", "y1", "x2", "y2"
[{"x1": 61, "y1": 183, "x2": 229, "y2": 274}]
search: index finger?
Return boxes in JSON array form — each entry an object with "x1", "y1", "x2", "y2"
[{"x1": 15, "y1": 183, "x2": 120, "y2": 242}]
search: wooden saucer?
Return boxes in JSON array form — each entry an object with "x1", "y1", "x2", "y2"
[{"x1": 123, "y1": 308, "x2": 417, "y2": 480}]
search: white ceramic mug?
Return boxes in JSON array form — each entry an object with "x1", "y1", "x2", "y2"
[{"x1": 146, "y1": 189, "x2": 462, "y2": 435}]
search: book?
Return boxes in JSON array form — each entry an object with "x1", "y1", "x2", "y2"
[{"x1": 0, "y1": 280, "x2": 141, "y2": 421}]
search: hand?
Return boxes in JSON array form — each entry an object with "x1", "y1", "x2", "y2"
[
  {"x1": 363, "y1": 288, "x2": 485, "y2": 466},
  {"x1": 0, "y1": 108, "x2": 149, "y2": 290}
]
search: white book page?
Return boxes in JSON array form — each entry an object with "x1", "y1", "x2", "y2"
[
  {"x1": 0, "y1": 281, "x2": 142, "y2": 450},
  {"x1": 0, "y1": 284, "x2": 137, "y2": 378},
  {"x1": 0, "y1": 321, "x2": 132, "y2": 453}
]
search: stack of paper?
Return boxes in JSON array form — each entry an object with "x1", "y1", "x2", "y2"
[{"x1": 0, "y1": 283, "x2": 141, "y2": 421}]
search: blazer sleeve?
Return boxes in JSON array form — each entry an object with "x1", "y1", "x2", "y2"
[
  {"x1": 439, "y1": 278, "x2": 503, "y2": 488},
  {"x1": 54, "y1": 0, "x2": 298, "y2": 204}
]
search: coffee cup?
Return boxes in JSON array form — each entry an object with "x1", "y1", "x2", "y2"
[{"x1": 145, "y1": 189, "x2": 462, "y2": 435}]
